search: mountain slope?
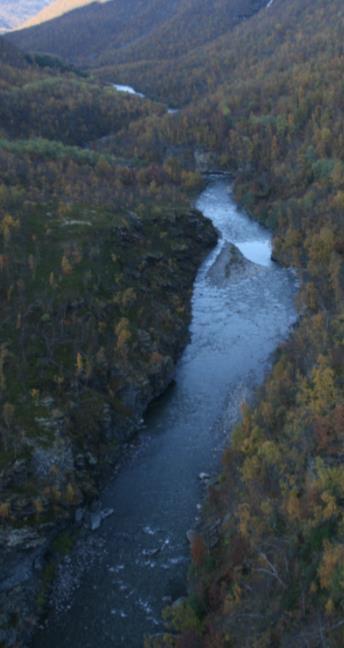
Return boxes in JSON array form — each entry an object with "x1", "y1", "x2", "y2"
[
  {"x1": 7, "y1": 0, "x2": 268, "y2": 69},
  {"x1": 23, "y1": 0, "x2": 107, "y2": 28},
  {"x1": 113, "y1": 0, "x2": 344, "y2": 103},
  {"x1": 7, "y1": 0, "x2": 180, "y2": 62},
  {"x1": 0, "y1": 35, "x2": 28, "y2": 67},
  {"x1": 97, "y1": 0, "x2": 269, "y2": 67}
]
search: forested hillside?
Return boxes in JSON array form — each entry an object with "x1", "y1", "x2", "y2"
[
  {"x1": 137, "y1": 1, "x2": 343, "y2": 645},
  {"x1": 1, "y1": 0, "x2": 343, "y2": 646},
  {"x1": 0, "y1": 38, "x2": 216, "y2": 645},
  {"x1": 7, "y1": 0, "x2": 267, "y2": 79},
  {"x1": 96, "y1": 0, "x2": 344, "y2": 104}
]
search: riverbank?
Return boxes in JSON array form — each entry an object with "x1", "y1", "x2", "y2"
[{"x1": 0, "y1": 200, "x2": 217, "y2": 648}]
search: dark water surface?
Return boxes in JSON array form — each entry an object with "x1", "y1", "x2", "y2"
[{"x1": 33, "y1": 177, "x2": 298, "y2": 647}]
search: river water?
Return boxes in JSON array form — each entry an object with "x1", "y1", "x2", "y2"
[
  {"x1": 32, "y1": 177, "x2": 297, "y2": 648},
  {"x1": 113, "y1": 83, "x2": 178, "y2": 113},
  {"x1": 113, "y1": 83, "x2": 145, "y2": 98}
]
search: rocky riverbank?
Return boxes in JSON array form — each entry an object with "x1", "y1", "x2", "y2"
[{"x1": 0, "y1": 205, "x2": 217, "y2": 648}]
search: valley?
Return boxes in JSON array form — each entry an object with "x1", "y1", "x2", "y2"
[{"x1": 0, "y1": 1, "x2": 343, "y2": 647}]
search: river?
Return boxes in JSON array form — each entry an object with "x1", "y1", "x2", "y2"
[
  {"x1": 113, "y1": 83, "x2": 178, "y2": 113},
  {"x1": 32, "y1": 176, "x2": 297, "y2": 647},
  {"x1": 113, "y1": 83, "x2": 145, "y2": 98}
]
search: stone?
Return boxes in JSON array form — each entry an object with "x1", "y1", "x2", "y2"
[
  {"x1": 222, "y1": 513, "x2": 231, "y2": 528},
  {"x1": 206, "y1": 242, "x2": 246, "y2": 287},
  {"x1": 0, "y1": 558, "x2": 33, "y2": 593},
  {"x1": 100, "y1": 508, "x2": 114, "y2": 521},
  {"x1": 186, "y1": 529, "x2": 197, "y2": 544},
  {"x1": 86, "y1": 452, "x2": 98, "y2": 466},
  {"x1": 194, "y1": 149, "x2": 219, "y2": 173},
  {"x1": 171, "y1": 596, "x2": 187, "y2": 609},
  {"x1": 75, "y1": 507, "x2": 85, "y2": 525},
  {"x1": 90, "y1": 512, "x2": 102, "y2": 531},
  {"x1": 0, "y1": 528, "x2": 45, "y2": 550}
]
